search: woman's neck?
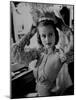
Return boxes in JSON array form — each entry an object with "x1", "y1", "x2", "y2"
[{"x1": 44, "y1": 46, "x2": 55, "y2": 54}]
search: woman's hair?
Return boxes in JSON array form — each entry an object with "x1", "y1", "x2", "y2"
[{"x1": 36, "y1": 20, "x2": 59, "y2": 47}]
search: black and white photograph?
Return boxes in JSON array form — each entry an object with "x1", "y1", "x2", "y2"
[{"x1": 10, "y1": 1, "x2": 74, "y2": 99}]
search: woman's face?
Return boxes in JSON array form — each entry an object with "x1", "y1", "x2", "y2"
[{"x1": 38, "y1": 25, "x2": 55, "y2": 48}]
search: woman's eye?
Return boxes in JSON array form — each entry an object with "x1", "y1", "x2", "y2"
[
  {"x1": 49, "y1": 33, "x2": 53, "y2": 36},
  {"x1": 42, "y1": 34, "x2": 46, "y2": 38}
]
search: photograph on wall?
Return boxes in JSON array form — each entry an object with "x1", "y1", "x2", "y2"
[{"x1": 10, "y1": 1, "x2": 74, "y2": 99}]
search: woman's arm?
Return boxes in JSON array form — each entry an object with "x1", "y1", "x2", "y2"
[
  {"x1": 11, "y1": 25, "x2": 41, "y2": 64},
  {"x1": 11, "y1": 43, "x2": 41, "y2": 64},
  {"x1": 55, "y1": 14, "x2": 74, "y2": 64},
  {"x1": 58, "y1": 27, "x2": 74, "y2": 64},
  {"x1": 16, "y1": 25, "x2": 37, "y2": 50}
]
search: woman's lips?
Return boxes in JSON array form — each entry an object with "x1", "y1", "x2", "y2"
[{"x1": 46, "y1": 43, "x2": 51, "y2": 45}]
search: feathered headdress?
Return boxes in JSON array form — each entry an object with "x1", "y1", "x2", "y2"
[{"x1": 30, "y1": 4, "x2": 64, "y2": 25}]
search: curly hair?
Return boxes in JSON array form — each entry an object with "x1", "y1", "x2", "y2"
[{"x1": 36, "y1": 20, "x2": 59, "y2": 47}]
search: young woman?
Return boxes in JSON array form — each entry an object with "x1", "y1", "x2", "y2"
[{"x1": 11, "y1": 11, "x2": 73, "y2": 97}]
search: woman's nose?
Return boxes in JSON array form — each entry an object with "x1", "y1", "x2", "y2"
[{"x1": 45, "y1": 36, "x2": 49, "y2": 43}]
